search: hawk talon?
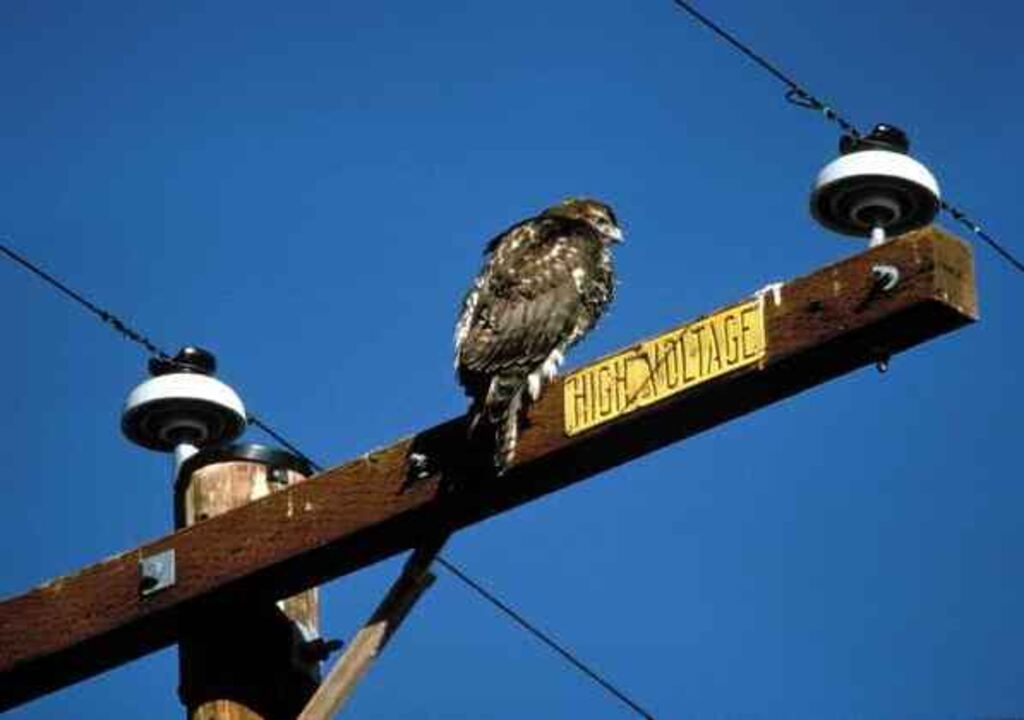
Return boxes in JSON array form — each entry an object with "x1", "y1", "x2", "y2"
[
  {"x1": 527, "y1": 373, "x2": 543, "y2": 401},
  {"x1": 541, "y1": 349, "x2": 564, "y2": 381}
]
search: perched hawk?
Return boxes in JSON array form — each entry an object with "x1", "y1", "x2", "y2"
[{"x1": 455, "y1": 198, "x2": 623, "y2": 473}]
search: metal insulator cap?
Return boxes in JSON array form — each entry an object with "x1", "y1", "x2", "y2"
[
  {"x1": 149, "y1": 346, "x2": 217, "y2": 377},
  {"x1": 840, "y1": 123, "x2": 911, "y2": 155}
]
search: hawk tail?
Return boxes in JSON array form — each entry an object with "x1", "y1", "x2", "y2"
[
  {"x1": 468, "y1": 375, "x2": 525, "y2": 474},
  {"x1": 493, "y1": 390, "x2": 523, "y2": 474}
]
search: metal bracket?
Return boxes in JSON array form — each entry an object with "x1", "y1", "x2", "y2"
[
  {"x1": 139, "y1": 549, "x2": 175, "y2": 597},
  {"x1": 408, "y1": 452, "x2": 432, "y2": 480},
  {"x1": 871, "y1": 264, "x2": 900, "y2": 292},
  {"x1": 753, "y1": 281, "x2": 785, "y2": 307},
  {"x1": 299, "y1": 637, "x2": 344, "y2": 664},
  {"x1": 269, "y1": 466, "x2": 291, "y2": 488}
]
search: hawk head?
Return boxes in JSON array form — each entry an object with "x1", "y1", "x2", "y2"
[{"x1": 543, "y1": 198, "x2": 624, "y2": 244}]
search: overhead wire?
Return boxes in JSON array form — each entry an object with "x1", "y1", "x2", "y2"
[
  {"x1": 669, "y1": 0, "x2": 862, "y2": 139},
  {"x1": 941, "y1": 201, "x2": 1024, "y2": 274},
  {"x1": 1, "y1": 239, "x2": 657, "y2": 719},
  {"x1": 1, "y1": 242, "x2": 171, "y2": 358},
  {"x1": 247, "y1": 414, "x2": 319, "y2": 472},
  {"x1": 244, "y1": 437, "x2": 658, "y2": 719},
  {"x1": 435, "y1": 556, "x2": 656, "y2": 720},
  {"x1": 669, "y1": 0, "x2": 1024, "y2": 277}
]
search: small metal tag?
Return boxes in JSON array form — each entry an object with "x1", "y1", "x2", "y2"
[{"x1": 140, "y1": 549, "x2": 176, "y2": 597}]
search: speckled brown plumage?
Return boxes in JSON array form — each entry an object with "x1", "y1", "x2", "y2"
[{"x1": 455, "y1": 198, "x2": 622, "y2": 472}]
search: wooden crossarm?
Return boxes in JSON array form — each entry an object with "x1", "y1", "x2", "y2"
[{"x1": 0, "y1": 227, "x2": 978, "y2": 710}]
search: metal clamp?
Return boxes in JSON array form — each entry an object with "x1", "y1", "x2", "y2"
[
  {"x1": 140, "y1": 549, "x2": 176, "y2": 597},
  {"x1": 300, "y1": 637, "x2": 344, "y2": 664},
  {"x1": 408, "y1": 452, "x2": 432, "y2": 480},
  {"x1": 870, "y1": 264, "x2": 900, "y2": 292},
  {"x1": 753, "y1": 281, "x2": 785, "y2": 307}
]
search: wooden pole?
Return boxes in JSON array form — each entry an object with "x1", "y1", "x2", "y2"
[
  {"x1": 298, "y1": 539, "x2": 445, "y2": 720},
  {"x1": 0, "y1": 228, "x2": 979, "y2": 711},
  {"x1": 176, "y1": 445, "x2": 323, "y2": 720}
]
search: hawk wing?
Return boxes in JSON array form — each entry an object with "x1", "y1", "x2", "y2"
[{"x1": 455, "y1": 217, "x2": 591, "y2": 396}]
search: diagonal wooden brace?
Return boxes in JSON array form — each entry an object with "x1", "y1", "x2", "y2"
[{"x1": 297, "y1": 535, "x2": 448, "y2": 720}]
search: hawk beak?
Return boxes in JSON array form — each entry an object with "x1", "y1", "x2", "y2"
[{"x1": 607, "y1": 226, "x2": 624, "y2": 244}]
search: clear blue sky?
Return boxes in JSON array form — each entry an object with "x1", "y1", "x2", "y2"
[{"x1": 3, "y1": 1, "x2": 1021, "y2": 717}]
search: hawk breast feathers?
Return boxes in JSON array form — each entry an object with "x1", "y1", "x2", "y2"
[
  {"x1": 455, "y1": 215, "x2": 613, "y2": 395},
  {"x1": 453, "y1": 198, "x2": 621, "y2": 472}
]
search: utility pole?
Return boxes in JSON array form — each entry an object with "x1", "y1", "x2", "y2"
[
  {"x1": 177, "y1": 445, "x2": 324, "y2": 720},
  {"x1": 0, "y1": 226, "x2": 978, "y2": 712}
]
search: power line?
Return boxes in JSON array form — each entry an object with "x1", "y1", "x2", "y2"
[
  {"x1": 2, "y1": 239, "x2": 657, "y2": 719},
  {"x1": 243, "y1": 421, "x2": 656, "y2": 718},
  {"x1": 669, "y1": 0, "x2": 1024, "y2": 277},
  {"x1": 247, "y1": 432, "x2": 659, "y2": 718},
  {"x1": 0, "y1": 240, "x2": 328, "y2": 467},
  {"x1": 435, "y1": 556, "x2": 656, "y2": 720},
  {"x1": 1, "y1": 242, "x2": 171, "y2": 358},
  {"x1": 247, "y1": 414, "x2": 320, "y2": 472},
  {"x1": 941, "y1": 201, "x2": 1024, "y2": 274},
  {"x1": 669, "y1": 0, "x2": 861, "y2": 138}
]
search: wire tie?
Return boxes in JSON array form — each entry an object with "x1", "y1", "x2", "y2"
[{"x1": 784, "y1": 88, "x2": 818, "y2": 109}]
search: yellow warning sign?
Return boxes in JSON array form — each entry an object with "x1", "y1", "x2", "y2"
[{"x1": 563, "y1": 299, "x2": 767, "y2": 436}]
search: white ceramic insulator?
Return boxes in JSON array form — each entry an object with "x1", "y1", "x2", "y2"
[
  {"x1": 814, "y1": 150, "x2": 940, "y2": 200},
  {"x1": 122, "y1": 372, "x2": 248, "y2": 452},
  {"x1": 124, "y1": 374, "x2": 247, "y2": 424},
  {"x1": 811, "y1": 149, "x2": 942, "y2": 238}
]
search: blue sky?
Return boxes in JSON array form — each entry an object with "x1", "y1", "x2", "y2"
[{"x1": 2, "y1": 1, "x2": 1022, "y2": 717}]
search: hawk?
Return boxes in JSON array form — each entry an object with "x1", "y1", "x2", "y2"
[{"x1": 455, "y1": 198, "x2": 623, "y2": 473}]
